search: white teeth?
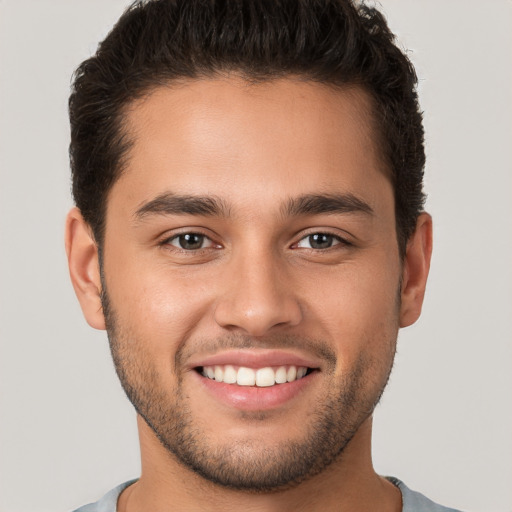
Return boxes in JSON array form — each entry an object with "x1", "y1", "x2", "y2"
[
  {"x1": 223, "y1": 364, "x2": 237, "y2": 384},
  {"x1": 201, "y1": 364, "x2": 310, "y2": 387},
  {"x1": 237, "y1": 367, "x2": 256, "y2": 386},
  {"x1": 275, "y1": 366, "x2": 287, "y2": 384},
  {"x1": 296, "y1": 367, "x2": 307, "y2": 379},
  {"x1": 286, "y1": 366, "x2": 297, "y2": 382},
  {"x1": 256, "y1": 367, "x2": 275, "y2": 387}
]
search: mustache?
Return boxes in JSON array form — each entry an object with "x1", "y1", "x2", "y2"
[{"x1": 176, "y1": 332, "x2": 337, "y2": 370}]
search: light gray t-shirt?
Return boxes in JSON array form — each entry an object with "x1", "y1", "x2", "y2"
[{"x1": 73, "y1": 477, "x2": 463, "y2": 511}]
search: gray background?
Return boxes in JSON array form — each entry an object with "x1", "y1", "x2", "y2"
[{"x1": 1, "y1": 1, "x2": 511, "y2": 511}]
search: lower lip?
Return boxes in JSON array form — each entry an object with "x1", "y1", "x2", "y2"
[{"x1": 194, "y1": 371, "x2": 318, "y2": 411}]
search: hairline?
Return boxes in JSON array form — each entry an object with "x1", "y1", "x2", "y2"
[{"x1": 94, "y1": 72, "x2": 400, "y2": 248}]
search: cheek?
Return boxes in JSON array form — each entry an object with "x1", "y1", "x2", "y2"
[
  {"x1": 299, "y1": 256, "x2": 401, "y2": 353},
  {"x1": 104, "y1": 258, "x2": 217, "y2": 356}
]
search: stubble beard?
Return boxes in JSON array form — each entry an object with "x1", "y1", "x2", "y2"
[{"x1": 101, "y1": 288, "x2": 398, "y2": 492}]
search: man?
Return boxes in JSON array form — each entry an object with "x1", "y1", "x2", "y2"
[{"x1": 65, "y1": 1, "x2": 460, "y2": 510}]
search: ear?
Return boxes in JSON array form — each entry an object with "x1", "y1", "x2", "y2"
[
  {"x1": 65, "y1": 207, "x2": 106, "y2": 330},
  {"x1": 399, "y1": 212, "x2": 433, "y2": 328}
]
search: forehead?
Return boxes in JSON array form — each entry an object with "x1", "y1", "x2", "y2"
[{"x1": 112, "y1": 77, "x2": 391, "y2": 218}]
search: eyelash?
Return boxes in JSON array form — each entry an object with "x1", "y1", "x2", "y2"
[
  {"x1": 160, "y1": 231, "x2": 219, "y2": 252},
  {"x1": 293, "y1": 232, "x2": 351, "y2": 251},
  {"x1": 159, "y1": 230, "x2": 351, "y2": 253}
]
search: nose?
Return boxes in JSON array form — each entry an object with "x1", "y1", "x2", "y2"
[{"x1": 213, "y1": 250, "x2": 303, "y2": 336}]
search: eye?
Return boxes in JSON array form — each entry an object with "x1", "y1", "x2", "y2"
[
  {"x1": 296, "y1": 233, "x2": 343, "y2": 250},
  {"x1": 166, "y1": 233, "x2": 215, "y2": 250}
]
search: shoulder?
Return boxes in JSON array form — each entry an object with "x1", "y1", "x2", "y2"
[
  {"x1": 72, "y1": 480, "x2": 137, "y2": 512},
  {"x1": 387, "y1": 477, "x2": 464, "y2": 512}
]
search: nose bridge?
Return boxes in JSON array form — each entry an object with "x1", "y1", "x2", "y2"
[{"x1": 214, "y1": 241, "x2": 302, "y2": 336}]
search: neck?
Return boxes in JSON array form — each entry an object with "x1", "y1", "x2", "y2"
[{"x1": 117, "y1": 416, "x2": 401, "y2": 512}]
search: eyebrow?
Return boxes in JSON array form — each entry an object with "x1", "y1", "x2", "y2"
[
  {"x1": 133, "y1": 191, "x2": 373, "y2": 222},
  {"x1": 282, "y1": 193, "x2": 374, "y2": 217},
  {"x1": 134, "y1": 193, "x2": 230, "y2": 220}
]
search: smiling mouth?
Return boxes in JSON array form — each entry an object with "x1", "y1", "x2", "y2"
[{"x1": 197, "y1": 365, "x2": 316, "y2": 387}]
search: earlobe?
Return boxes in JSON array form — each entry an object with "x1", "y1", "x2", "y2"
[
  {"x1": 65, "y1": 207, "x2": 106, "y2": 330},
  {"x1": 399, "y1": 213, "x2": 433, "y2": 328}
]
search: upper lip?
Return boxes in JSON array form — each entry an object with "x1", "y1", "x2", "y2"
[{"x1": 188, "y1": 349, "x2": 323, "y2": 370}]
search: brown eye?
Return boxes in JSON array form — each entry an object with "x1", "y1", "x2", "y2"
[
  {"x1": 297, "y1": 233, "x2": 341, "y2": 250},
  {"x1": 309, "y1": 233, "x2": 334, "y2": 249},
  {"x1": 168, "y1": 233, "x2": 212, "y2": 250}
]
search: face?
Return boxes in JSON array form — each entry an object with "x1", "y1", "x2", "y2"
[{"x1": 90, "y1": 78, "x2": 407, "y2": 490}]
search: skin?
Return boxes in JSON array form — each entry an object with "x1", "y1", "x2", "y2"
[{"x1": 66, "y1": 77, "x2": 432, "y2": 511}]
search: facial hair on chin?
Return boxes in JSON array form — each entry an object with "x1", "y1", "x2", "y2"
[{"x1": 100, "y1": 286, "x2": 398, "y2": 492}]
